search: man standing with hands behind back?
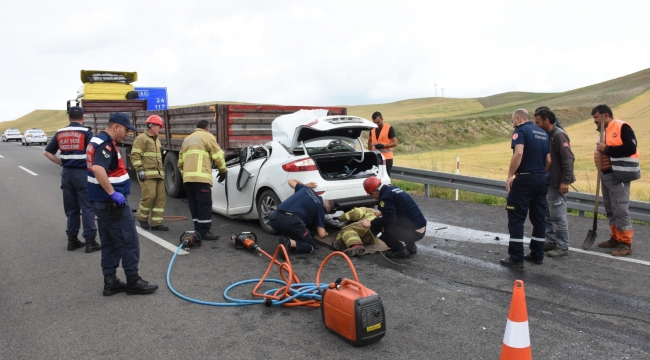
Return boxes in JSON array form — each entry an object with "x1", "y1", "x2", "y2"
[{"x1": 368, "y1": 112, "x2": 398, "y2": 176}]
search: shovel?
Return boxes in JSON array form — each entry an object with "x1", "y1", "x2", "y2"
[{"x1": 583, "y1": 119, "x2": 607, "y2": 249}]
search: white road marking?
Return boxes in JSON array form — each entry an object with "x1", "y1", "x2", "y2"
[
  {"x1": 33, "y1": 146, "x2": 45, "y2": 149},
  {"x1": 426, "y1": 221, "x2": 650, "y2": 267},
  {"x1": 0, "y1": 154, "x2": 4, "y2": 158},
  {"x1": 136, "y1": 226, "x2": 189, "y2": 255},
  {"x1": 18, "y1": 166, "x2": 38, "y2": 176}
]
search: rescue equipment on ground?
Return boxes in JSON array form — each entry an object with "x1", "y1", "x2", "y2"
[
  {"x1": 179, "y1": 231, "x2": 201, "y2": 247},
  {"x1": 232, "y1": 232, "x2": 260, "y2": 251},
  {"x1": 166, "y1": 234, "x2": 386, "y2": 346}
]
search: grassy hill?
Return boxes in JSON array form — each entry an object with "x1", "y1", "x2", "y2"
[{"x1": 1, "y1": 110, "x2": 68, "y2": 134}]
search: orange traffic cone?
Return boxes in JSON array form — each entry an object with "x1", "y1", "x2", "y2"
[{"x1": 499, "y1": 280, "x2": 532, "y2": 359}]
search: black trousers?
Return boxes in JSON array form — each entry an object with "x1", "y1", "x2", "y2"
[
  {"x1": 506, "y1": 173, "x2": 547, "y2": 263},
  {"x1": 184, "y1": 182, "x2": 213, "y2": 234},
  {"x1": 385, "y1": 159, "x2": 393, "y2": 176},
  {"x1": 268, "y1": 211, "x2": 315, "y2": 254},
  {"x1": 380, "y1": 224, "x2": 426, "y2": 251}
]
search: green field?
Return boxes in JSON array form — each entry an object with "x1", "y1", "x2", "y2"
[{"x1": 3, "y1": 68, "x2": 650, "y2": 201}]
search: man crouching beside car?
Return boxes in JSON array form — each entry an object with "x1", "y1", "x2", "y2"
[{"x1": 268, "y1": 179, "x2": 335, "y2": 255}]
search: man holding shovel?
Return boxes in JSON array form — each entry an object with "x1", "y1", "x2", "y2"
[{"x1": 592, "y1": 105, "x2": 640, "y2": 257}]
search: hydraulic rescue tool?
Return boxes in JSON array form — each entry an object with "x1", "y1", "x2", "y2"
[
  {"x1": 231, "y1": 232, "x2": 260, "y2": 251},
  {"x1": 167, "y1": 238, "x2": 386, "y2": 346},
  {"x1": 179, "y1": 231, "x2": 201, "y2": 248}
]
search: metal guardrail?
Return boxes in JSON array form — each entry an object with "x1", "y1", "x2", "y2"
[{"x1": 391, "y1": 166, "x2": 650, "y2": 222}]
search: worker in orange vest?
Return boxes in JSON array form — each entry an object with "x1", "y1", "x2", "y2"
[
  {"x1": 368, "y1": 111, "x2": 398, "y2": 176},
  {"x1": 593, "y1": 104, "x2": 640, "y2": 256}
]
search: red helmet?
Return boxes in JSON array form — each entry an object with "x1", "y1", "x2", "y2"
[
  {"x1": 363, "y1": 176, "x2": 382, "y2": 194},
  {"x1": 146, "y1": 115, "x2": 164, "y2": 128}
]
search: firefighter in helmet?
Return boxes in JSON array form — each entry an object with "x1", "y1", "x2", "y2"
[{"x1": 130, "y1": 115, "x2": 168, "y2": 231}]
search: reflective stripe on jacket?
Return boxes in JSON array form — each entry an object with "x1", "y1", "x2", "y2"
[
  {"x1": 86, "y1": 132, "x2": 130, "y2": 201},
  {"x1": 178, "y1": 129, "x2": 226, "y2": 186},
  {"x1": 130, "y1": 132, "x2": 164, "y2": 179},
  {"x1": 606, "y1": 119, "x2": 640, "y2": 183},
  {"x1": 370, "y1": 124, "x2": 393, "y2": 160}
]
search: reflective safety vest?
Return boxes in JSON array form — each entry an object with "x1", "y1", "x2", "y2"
[
  {"x1": 86, "y1": 132, "x2": 131, "y2": 201},
  {"x1": 370, "y1": 124, "x2": 393, "y2": 160},
  {"x1": 54, "y1": 122, "x2": 92, "y2": 169},
  {"x1": 130, "y1": 132, "x2": 164, "y2": 179},
  {"x1": 606, "y1": 119, "x2": 640, "y2": 183},
  {"x1": 178, "y1": 129, "x2": 226, "y2": 186}
]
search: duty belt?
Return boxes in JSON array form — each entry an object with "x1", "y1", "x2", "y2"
[{"x1": 515, "y1": 172, "x2": 542, "y2": 176}]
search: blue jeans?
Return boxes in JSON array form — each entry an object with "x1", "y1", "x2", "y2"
[{"x1": 545, "y1": 188, "x2": 569, "y2": 250}]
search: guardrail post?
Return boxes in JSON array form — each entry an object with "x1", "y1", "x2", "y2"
[
  {"x1": 424, "y1": 184, "x2": 430, "y2": 197},
  {"x1": 578, "y1": 210, "x2": 585, "y2": 217}
]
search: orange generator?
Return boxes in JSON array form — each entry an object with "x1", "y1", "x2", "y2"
[{"x1": 321, "y1": 278, "x2": 386, "y2": 346}]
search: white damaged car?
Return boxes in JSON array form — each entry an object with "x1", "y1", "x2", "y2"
[{"x1": 211, "y1": 109, "x2": 391, "y2": 234}]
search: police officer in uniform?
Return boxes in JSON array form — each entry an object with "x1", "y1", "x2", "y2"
[
  {"x1": 131, "y1": 115, "x2": 168, "y2": 231},
  {"x1": 43, "y1": 106, "x2": 100, "y2": 253},
  {"x1": 179, "y1": 120, "x2": 227, "y2": 241},
  {"x1": 368, "y1": 112, "x2": 398, "y2": 176},
  {"x1": 500, "y1": 109, "x2": 551, "y2": 268},
  {"x1": 87, "y1": 112, "x2": 158, "y2": 296},
  {"x1": 360, "y1": 176, "x2": 427, "y2": 258}
]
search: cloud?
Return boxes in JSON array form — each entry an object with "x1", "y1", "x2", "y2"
[{"x1": 1, "y1": 0, "x2": 649, "y2": 121}]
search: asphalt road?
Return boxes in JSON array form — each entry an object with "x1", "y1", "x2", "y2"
[{"x1": 1, "y1": 141, "x2": 649, "y2": 359}]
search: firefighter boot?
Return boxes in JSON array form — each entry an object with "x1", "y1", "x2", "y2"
[
  {"x1": 126, "y1": 274, "x2": 158, "y2": 295},
  {"x1": 67, "y1": 236, "x2": 85, "y2": 251},
  {"x1": 103, "y1": 274, "x2": 127, "y2": 296},
  {"x1": 85, "y1": 237, "x2": 101, "y2": 253}
]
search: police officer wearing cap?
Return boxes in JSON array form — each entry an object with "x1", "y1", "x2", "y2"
[
  {"x1": 87, "y1": 112, "x2": 158, "y2": 296},
  {"x1": 500, "y1": 109, "x2": 551, "y2": 269},
  {"x1": 360, "y1": 176, "x2": 427, "y2": 258},
  {"x1": 44, "y1": 106, "x2": 101, "y2": 253}
]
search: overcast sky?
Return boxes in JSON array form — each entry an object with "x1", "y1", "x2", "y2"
[{"x1": 1, "y1": 0, "x2": 649, "y2": 122}]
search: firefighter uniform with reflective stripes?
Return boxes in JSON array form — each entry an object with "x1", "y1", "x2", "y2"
[
  {"x1": 178, "y1": 128, "x2": 227, "y2": 235},
  {"x1": 45, "y1": 122, "x2": 97, "y2": 241},
  {"x1": 335, "y1": 207, "x2": 378, "y2": 248},
  {"x1": 87, "y1": 132, "x2": 140, "y2": 277},
  {"x1": 594, "y1": 119, "x2": 640, "y2": 247},
  {"x1": 131, "y1": 132, "x2": 166, "y2": 227}
]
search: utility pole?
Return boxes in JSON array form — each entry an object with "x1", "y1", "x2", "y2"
[
  {"x1": 435, "y1": 84, "x2": 437, "y2": 97},
  {"x1": 442, "y1": 88, "x2": 444, "y2": 98}
]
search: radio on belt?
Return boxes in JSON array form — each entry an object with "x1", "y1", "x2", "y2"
[{"x1": 320, "y1": 277, "x2": 386, "y2": 346}]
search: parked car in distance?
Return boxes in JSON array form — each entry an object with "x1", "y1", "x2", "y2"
[
  {"x1": 211, "y1": 109, "x2": 391, "y2": 234},
  {"x1": 21, "y1": 128, "x2": 48, "y2": 146},
  {"x1": 2, "y1": 128, "x2": 22, "y2": 142}
]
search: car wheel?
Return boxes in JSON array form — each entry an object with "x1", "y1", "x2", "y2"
[
  {"x1": 257, "y1": 189, "x2": 280, "y2": 234},
  {"x1": 163, "y1": 152, "x2": 186, "y2": 198}
]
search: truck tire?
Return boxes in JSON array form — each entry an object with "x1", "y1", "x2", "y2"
[
  {"x1": 164, "y1": 152, "x2": 186, "y2": 198},
  {"x1": 257, "y1": 189, "x2": 280, "y2": 234}
]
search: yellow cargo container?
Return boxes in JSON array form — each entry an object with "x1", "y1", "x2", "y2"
[{"x1": 76, "y1": 70, "x2": 138, "y2": 101}]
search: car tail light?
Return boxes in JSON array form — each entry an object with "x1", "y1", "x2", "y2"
[
  {"x1": 27, "y1": 134, "x2": 32, "y2": 138},
  {"x1": 282, "y1": 158, "x2": 318, "y2": 172}
]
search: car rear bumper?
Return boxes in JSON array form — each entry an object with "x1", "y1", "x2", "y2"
[{"x1": 331, "y1": 195, "x2": 377, "y2": 211}]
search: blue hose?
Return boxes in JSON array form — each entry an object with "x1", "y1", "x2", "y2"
[{"x1": 166, "y1": 244, "x2": 326, "y2": 306}]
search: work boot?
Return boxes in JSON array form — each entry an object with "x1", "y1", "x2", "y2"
[
  {"x1": 85, "y1": 237, "x2": 101, "y2": 253},
  {"x1": 126, "y1": 275, "x2": 158, "y2": 295},
  {"x1": 201, "y1": 231, "x2": 219, "y2": 240},
  {"x1": 331, "y1": 239, "x2": 347, "y2": 251},
  {"x1": 150, "y1": 224, "x2": 169, "y2": 231},
  {"x1": 138, "y1": 220, "x2": 150, "y2": 229},
  {"x1": 499, "y1": 257, "x2": 523, "y2": 269},
  {"x1": 344, "y1": 244, "x2": 365, "y2": 257},
  {"x1": 546, "y1": 248, "x2": 568, "y2": 258},
  {"x1": 543, "y1": 241, "x2": 556, "y2": 252},
  {"x1": 103, "y1": 274, "x2": 127, "y2": 296},
  {"x1": 406, "y1": 242, "x2": 418, "y2": 255},
  {"x1": 611, "y1": 244, "x2": 632, "y2": 257},
  {"x1": 597, "y1": 238, "x2": 619, "y2": 248},
  {"x1": 67, "y1": 236, "x2": 85, "y2": 251},
  {"x1": 384, "y1": 247, "x2": 409, "y2": 259},
  {"x1": 523, "y1": 253, "x2": 543, "y2": 265}
]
